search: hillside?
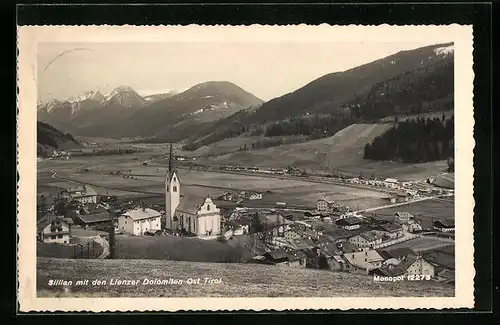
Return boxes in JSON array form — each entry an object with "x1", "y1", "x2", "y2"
[
  {"x1": 204, "y1": 123, "x2": 394, "y2": 169},
  {"x1": 37, "y1": 257, "x2": 454, "y2": 297},
  {"x1": 184, "y1": 43, "x2": 454, "y2": 150},
  {"x1": 37, "y1": 121, "x2": 82, "y2": 157}
]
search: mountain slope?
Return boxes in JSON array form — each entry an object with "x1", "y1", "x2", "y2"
[
  {"x1": 37, "y1": 121, "x2": 82, "y2": 156},
  {"x1": 206, "y1": 123, "x2": 393, "y2": 169},
  {"x1": 186, "y1": 43, "x2": 454, "y2": 149}
]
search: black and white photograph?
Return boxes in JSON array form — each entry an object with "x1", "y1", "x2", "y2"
[{"x1": 17, "y1": 25, "x2": 474, "y2": 311}]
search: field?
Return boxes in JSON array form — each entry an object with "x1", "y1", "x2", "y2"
[
  {"x1": 383, "y1": 237, "x2": 454, "y2": 253},
  {"x1": 38, "y1": 155, "x2": 389, "y2": 210},
  {"x1": 367, "y1": 197, "x2": 455, "y2": 230},
  {"x1": 37, "y1": 257, "x2": 454, "y2": 297},
  {"x1": 114, "y1": 235, "x2": 250, "y2": 262}
]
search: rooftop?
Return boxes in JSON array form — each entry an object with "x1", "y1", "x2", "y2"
[
  {"x1": 376, "y1": 255, "x2": 419, "y2": 277},
  {"x1": 377, "y1": 247, "x2": 417, "y2": 260},
  {"x1": 336, "y1": 216, "x2": 363, "y2": 226},
  {"x1": 65, "y1": 185, "x2": 98, "y2": 197},
  {"x1": 37, "y1": 215, "x2": 71, "y2": 232},
  {"x1": 77, "y1": 212, "x2": 112, "y2": 224},
  {"x1": 122, "y1": 207, "x2": 161, "y2": 221},
  {"x1": 175, "y1": 195, "x2": 212, "y2": 215},
  {"x1": 344, "y1": 250, "x2": 384, "y2": 270}
]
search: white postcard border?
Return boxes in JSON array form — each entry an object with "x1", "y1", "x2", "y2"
[{"x1": 17, "y1": 24, "x2": 474, "y2": 311}]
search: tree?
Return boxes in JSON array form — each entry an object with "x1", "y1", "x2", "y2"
[{"x1": 250, "y1": 213, "x2": 264, "y2": 233}]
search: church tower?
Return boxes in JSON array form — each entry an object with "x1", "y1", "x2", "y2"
[{"x1": 165, "y1": 143, "x2": 180, "y2": 230}]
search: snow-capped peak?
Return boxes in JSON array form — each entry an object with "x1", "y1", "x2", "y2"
[
  {"x1": 434, "y1": 45, "x2": 454, "y2": 57},
  {"x1": 105, "y1": 86, "x2": 137, "y2": 101},
  {"x1": 64, "y1": 90, "x2": 105, "y2": 104}
]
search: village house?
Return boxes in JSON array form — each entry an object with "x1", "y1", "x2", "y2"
[
  {"x1": 343, "y1": 249, "x2": 384, "y2": 275},
  {"x1": 118, "y1": 207, "x2": 162, "y2": 236},
  {"x1": 323, "y1": 227, "x2": 361, "y2": 243},
  {"x1": 394, "y1": 212, "x2": 415, "y2": 223},
  {"x1": 349, "y1": 231, "x2": 384, "y2": 248},
  {"x1": 433, "y1": 219, "x2": 455, "y2": 232},
  {"x1": 284, "y1": 227, "x2": 302, "y2": 240},
  {"x1": 373, "y1": 222, "x2": 404, "y2": 239},
  {"x1": 61, "y1": 185, "x2": 98, "y2": 204},
  {"x1": 248, "y1": 192, "x2": 263, "y2": 200},
  {"x1": 373, "y1": 248, "x2": 435, "y2": 278},
  {"x1": 164, "y1": 144, "x2": 221, "y2": 238},
  {"x1": 76, "y1": 211, "x2": 113, "y2": 230},
  {"x1": 261, "y1": 250, "x2": 307, "y2": 268},
  {"x1": 336, "y1": 216, "x2": 364, "y2": 230},
  {"x1": 220, "y1": 192, "x2": 234, "y2": 201},
  {"x1": 398, "y1": 219, "x2": 423, "y2": 233},
  {"x1": 316, "y1": 197, "x2": 336, "y2": 213},
  {"x1": 37, "y1": 216, "x2": 72, "y2": 244}
]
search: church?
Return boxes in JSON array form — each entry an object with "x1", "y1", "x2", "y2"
[{"x1": 164, "y1": 144, "x2": 222, "y2": 238}]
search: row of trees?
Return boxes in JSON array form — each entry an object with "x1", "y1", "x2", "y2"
[
  {"x1": 264, "y1": 113, "x2": 354, "y2": 138},
  {"x1": 364, "y1": 115, "x2": 454, "y2": 163}
]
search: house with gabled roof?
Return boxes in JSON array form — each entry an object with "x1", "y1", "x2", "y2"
[
  {"x1": 349, "y1": 230, "x2": 383, "y2": 248},
  {"x1": 371, "y1": 254, "x2": 435, "y2": 278},
  {"x1": 373, "y1": 222, "x2": 404, "y2": 239},
  {"x1": 433, "y1": 219, "x2": 455, "y2": 232},
  {"x1": 336, "y1": 216, "x2": 364, "y2": 230},
  {"x1": 37, "y1": 216, "x2": 72, "y2": 244},
  {"x1": 118, "y1": 207, "x2": 162, "y2": 236},
  {"x1": 61, "y1": 185, "x2": 98, "y2": 204},
  {"x1": 343, "y1": 249, "x2": 384, "y2": 275}
]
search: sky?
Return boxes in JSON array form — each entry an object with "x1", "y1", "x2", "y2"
[{"x1": 38, "y1": 41, "x2": 446, "y2": 103}]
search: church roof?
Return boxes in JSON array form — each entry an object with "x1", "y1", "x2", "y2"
[{"x1": 175, "y1": 195, "x2": 207, "y2": 216}]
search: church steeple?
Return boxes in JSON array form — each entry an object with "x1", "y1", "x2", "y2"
[{"x1": 168, "y1": 142, "x2": 173, "y2": 176}]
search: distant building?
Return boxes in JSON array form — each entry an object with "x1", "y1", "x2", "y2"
[
  {"x1": 343, "y1": 250, "x2": 384, "y2": 274},
  {"x1": 248, "y1": 192, "x2": 263, "y2": 200},
  {"x1": 394, "y1": 212, "x2": 415, "y2": 223},
  {"x1": 76, "y1": 212, "x2": 113, "y2": 229},
  {"x1": 373, "y1": 222, "x2": 404, "y2": 239},
  {"x1": 373, "y1": 248, "x2": 435, "y2": 278},
  {"x1": 316, "y1": 197, "x2": 335, "y2": 213},
  {"x1": 61, "y1": 185, "x2": 98, "y2": 204},
  {"x1": 434, "y1": 219, "x2": 455, "y2": 232},
  {"x1": 37, "y1": 216, "x2": 71, "y2": 244},
  {"x1": 336, "y1": 216, "x2": 363, "y2": 230},
  {"x1": 276, "y1": 202, "x2": 287, "y2": 208},
  {"x1": 349, "y1": 231, "x2": 383, "y2": 248},
  {"x1": 221, "y1": 192, "x2": 234, "y2": 201},
  {"x1": 118, "y1": 207, "x2": 162, "y2": 236}
]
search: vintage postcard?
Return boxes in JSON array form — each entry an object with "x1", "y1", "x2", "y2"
[{"x1": 17, "y1": 25, "x2": 474, "y2": 311}]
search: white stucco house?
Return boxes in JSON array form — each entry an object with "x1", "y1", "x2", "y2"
[{"x1": 118, "y1": 207, "x2": 162, "y2": 236}]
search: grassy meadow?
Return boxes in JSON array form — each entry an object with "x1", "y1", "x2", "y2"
[{"x1": 37, "y1": 257, "x2": 455, "y2": 297}]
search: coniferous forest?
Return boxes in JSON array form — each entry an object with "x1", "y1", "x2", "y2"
[{"x1": 364, "y1": 114, "x2": 454, "y2": 163}]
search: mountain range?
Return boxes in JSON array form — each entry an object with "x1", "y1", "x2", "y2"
[
  {"x1": 38, "y1": 43, "x2": 454, "y2": 147},
  {"x1": 37, "y1": 81, "x2": 263, "y2": 139}
]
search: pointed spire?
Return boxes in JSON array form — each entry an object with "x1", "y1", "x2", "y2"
[{"x1": 168, "y1": 142, "x2": 173, "y2": 176}]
